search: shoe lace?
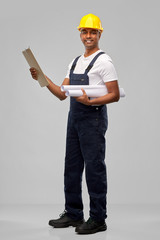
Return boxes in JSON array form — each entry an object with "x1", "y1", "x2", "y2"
[{"x1": 59, "y1": 210, "x2": 67, "y2": 218}]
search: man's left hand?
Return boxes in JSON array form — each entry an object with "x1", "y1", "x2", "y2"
[{"x1": 75, "y1": 88, "x2": 91, "y2": 106}]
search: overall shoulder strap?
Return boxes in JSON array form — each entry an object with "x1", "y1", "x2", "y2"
[
  {"x1": 70, "y1": 55, "x2": 81, "y2": 72},
  {"x1": 85, "y1": 51, "x2": 105, "y2": 74}
]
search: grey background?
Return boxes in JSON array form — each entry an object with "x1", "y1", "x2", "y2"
[{"x1": 0, "y1": 0, "x2": 159, "y2": 206}]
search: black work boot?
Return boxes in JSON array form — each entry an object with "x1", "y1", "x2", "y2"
[
  {"x1": 75, "y1": 217, "x2": 107, "y2": 234},
  {"x1": 48, "y1": 210, "x2": 84, "y2": 228}
]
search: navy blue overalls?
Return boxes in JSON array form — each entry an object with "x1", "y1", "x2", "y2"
[{"x1": 64, "y1": 52, "x2": 108, "y2": 221}]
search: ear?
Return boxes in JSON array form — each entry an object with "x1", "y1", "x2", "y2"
[
  {"x1": 98, "y1": 31, "x2": 102, "y2": 39},
  {"x1": 80, "y1": 32, "x2": 83, "y2": 41}
]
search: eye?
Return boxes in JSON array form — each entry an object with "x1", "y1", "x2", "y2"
[
  {"x1": 81, "y1": 30, "x2": 87, "y2": 35},
  {"x1": 91, "y1": 31, "x2": 97, "y2": 35}
]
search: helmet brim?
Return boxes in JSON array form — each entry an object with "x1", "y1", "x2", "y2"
[{"x1": 77, "y1": 27, "x2": 103, "y2": 32}]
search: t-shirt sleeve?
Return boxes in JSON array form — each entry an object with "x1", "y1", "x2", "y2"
[
  {"x1": 99, "y1": 60, "x2": 118, "y2": 82},
  {"x1": 65, "y1": 60, "x2": 74, "y2": 79}
]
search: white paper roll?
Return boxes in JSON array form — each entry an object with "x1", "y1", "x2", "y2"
[
  {"x1": 61, "y1": 85, "x2": 106, "y2": 92},
  {"x1": 61, "y1": 85, "x2": 125, "y2": 98},
  {"x1": 65, "y1": 89, "x2": 108, "y2": 97},
  {"x1": 119, "y1": 88, "x2": 125, "y2": 97}
]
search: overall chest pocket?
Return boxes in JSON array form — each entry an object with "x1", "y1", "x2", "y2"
[{"x1": 70, "y1": 73, "x2": 89, "y2": 85}]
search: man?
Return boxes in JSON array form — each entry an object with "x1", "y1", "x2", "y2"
[{"x1": 30, "y1": 13, "x2": 120, "y2": 234}]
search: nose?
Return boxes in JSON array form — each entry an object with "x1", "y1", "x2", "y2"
[{"x1": 86, "y1": 32, "x2": 91, "y2": 38}]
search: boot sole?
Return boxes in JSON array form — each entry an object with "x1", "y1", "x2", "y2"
[
  {"x1": 49, "y1": 221, "x2": 84, "y2": 228},
  {"x1": 76, "y1": 223, "x2": 107, "y2": 234}
]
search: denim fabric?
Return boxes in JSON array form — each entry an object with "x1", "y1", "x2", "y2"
[{"x1": 64, "y1": 52, "x2": 108, "y2": 221}]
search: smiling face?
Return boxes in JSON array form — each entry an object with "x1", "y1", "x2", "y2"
[{"x1": 80, "y1": 28, "x2": 101, "y2": 50}]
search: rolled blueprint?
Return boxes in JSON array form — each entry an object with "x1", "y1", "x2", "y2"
[
  {"x1": 65, "y1": 89, "x2": 108, "y2": 97},
  {"x1": 61, "y1": 85, "x2": 125, "y2": 98},
  {"x1": 61, "y1": 85, "x2": 107, "y2": 91}
]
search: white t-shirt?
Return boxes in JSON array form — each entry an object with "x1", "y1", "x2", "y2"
[{"x1": 65, "y1": 49, "x2": 118, "y2": 86}]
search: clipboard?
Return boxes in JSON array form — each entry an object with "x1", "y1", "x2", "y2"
[{"x1": 22, "y1": 48, "x2": 49, "y2": 87}]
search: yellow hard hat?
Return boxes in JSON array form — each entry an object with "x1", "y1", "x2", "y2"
[{"x1": 77, "y1": 13, "x2": 103, "y2": 32}]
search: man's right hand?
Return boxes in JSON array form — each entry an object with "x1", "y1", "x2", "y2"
[{"x1": 30, "y1": 67, "x2": 38, "y2": 80}]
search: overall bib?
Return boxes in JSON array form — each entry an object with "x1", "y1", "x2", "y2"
[{"x1": 64, "y1": 52, "x2": 108, "y2": 221}]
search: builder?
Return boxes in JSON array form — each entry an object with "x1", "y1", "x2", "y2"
[{"x1": 30, "y1": 13, "x2": 120, "y2": 234}]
